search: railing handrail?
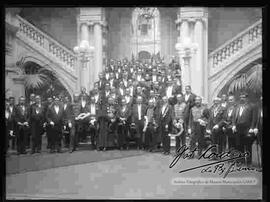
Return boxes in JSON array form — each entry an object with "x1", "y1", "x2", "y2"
[
  {"x1": 16, "y1": 15, "x2": 76, "y2": 57},
  {"x1": 209, "y1": 19, "x2": 262, "y2": 58}
]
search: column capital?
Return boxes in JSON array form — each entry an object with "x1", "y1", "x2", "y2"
[{"x1": 176, "y1": 7, "x2": 208, "y2": 25}]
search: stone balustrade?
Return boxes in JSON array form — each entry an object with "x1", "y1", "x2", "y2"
[
  {"x1": 209, "y1": 19, "x2": 262, "y2": 71},
  {"x1": 17, "y1": 15, "x2": 77, "y2": 73}
]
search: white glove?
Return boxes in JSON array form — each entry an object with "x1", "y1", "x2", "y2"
[
  {"x1": 43, "y1": 123, "x2": 47, "y2": 128},
  {"x1": 213, "y1": 125, "x2": 219, "y2": 130},
  {"x1": 253, "y1": 128, "x2": 258, "y2": 135},
  {"x1": 248, "y1": 128, "x2": 254, "y2": 134},
  {"x1": 165, "y1": 124, "x2": 168, "y2": 129},
  {"x1": 206, "y1": 129, "x2": 211, "y2": 134},
  {"x1": 68, "y1": 122, "x2": 72, "y2": 128},
  {"x1": 10, "y1": 130, "x2": 14, "y2": 136},
  {"x1": 188, "y1": 129, "x2": 191, "y2": 134},
  {"x1": 63, "y1": 126, "x2": 66, "y2": 130},
  {"x1": 50, "y1": 121, "x2": 54, "y2": 126},
  {"x1": 222, "y1": 127, "x2": 226, "y2": 132},
  {"x1": 232, "y1": 126, "x2": 236, "y2": 133}
]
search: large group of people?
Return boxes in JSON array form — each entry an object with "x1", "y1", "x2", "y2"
[{"x1": 5, "y1": 57, "x2": 262, "y2": 167}]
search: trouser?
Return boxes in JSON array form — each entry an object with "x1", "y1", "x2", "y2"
[
  {"x1": 46, "y1": 125, "x2": 52, "y2": 149},
  {"x1": 78, "y1": 121, "x2": 89, "y2": 142},
  {"x1": 16, "y1": 126, "x2": 28, "y2": 154},
  {"x1": 118, "y1": 123, "x2": 128, "y2": 148},
  {"x1": 135, "y1": 121, "x2": 144, "y2": 148},
  {"x1": 50, "y1": 125, "x2": 62, "y2": 152},
  {"x1": 144, "y1": 123, "x2": 155, "y2": 149},
  {"x1": 190, "y1": 122, "x2": 206, "y2": 156},
  {"x1": 69, "y1": 122, "x2": 78, "y2": 151},
  {"x1": 175, "y1": 132, "x2": 186, "y2": 153},
  {"x1": 211, "y1": 128, "x2": 226, "y2": 153},
  {"x1": 161, "y1": 125, "x2": 171, "y2": 153},
  {"x1": 31, "y1": 130, "x2": 42, "y2": 152},
  {"x1": 224, "y1": 127, "x2": 237, "y2": 150},
  {"x1": 89, "y1": 124, "x2": 97, "y2": 149}
]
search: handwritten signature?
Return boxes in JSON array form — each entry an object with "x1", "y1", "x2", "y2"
[{"x1": 169, "y1": 144, "x2": 261, "y2": 178}]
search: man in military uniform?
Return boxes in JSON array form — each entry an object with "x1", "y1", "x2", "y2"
[
  {"x1": 29, "y1": 95, "x2": 45, "y2": 154},
  {"x1": 15, "y1": 96, "x2": 30, "y2": 155},
  {"x1": 188, "y1": 96, "x2": 209, "y2": 156},
  {"x1": 172, "y1": 94, "x2": 188, "y2": 154},
  {"x1": 208, "y1": 97, "x2": 226, "y2": 154}
]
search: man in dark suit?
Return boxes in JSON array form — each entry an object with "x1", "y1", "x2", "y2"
[
  {"x1": 7, "y1": 96, "x2": 16, "y2": 150},
  {"x1": 232, "y1": 93, "x2": 256, "y2": 166},
  {"x1": 157, "y1": 96, "x2": 173, "y2": 155},
  {"x1": 131, "y1": 96, "x2": 147, "y2": 149},
  {"x1": 44, "y1": 97, "x2": 53, "y2": 150},
  {"x1": 62, "y1": 96, "x2": 73, "y2": 148},
  {"x1": 29, "y1": 95, "x2": 45, "y2": 154},
  {"x1": 219, "y1": 95, "x2": 237, "y2": 150},
  {"x1": 117, "y1": 98, "x2": 131, "y2": 150},
  {"x1": 78, "y1": 95, "x2": 90, "y2": 143},
  {"x1": 46, "y1": 97, "x2": 64, "y2": 153},
  {"x1": 97, "y1": 72, "x2": 106, "y2": 91},
  {"x1": 208, "y1": 97, "x2": 226, "y2": 154},
  {"x1": 15, "y1": 96, "x2": 30, "y2": 155}
]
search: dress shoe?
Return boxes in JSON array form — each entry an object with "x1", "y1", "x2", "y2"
[{"x1": 103, "y1": 147, "x2": 107, "y2": 151}]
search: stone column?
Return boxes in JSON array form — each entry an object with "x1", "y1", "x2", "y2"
[
  {"x1": 180, "y1": 20, "x2": 189, "y2": 44},
  {"x1": 94, "y1": 22, "x2": 103, "y2": 86},
  {"x1": 193, "y1": 19, "x2": 204, "y2": 97}
]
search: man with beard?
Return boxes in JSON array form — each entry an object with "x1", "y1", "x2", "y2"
[
  {"x1": 15, "y1": 96, "x2": 30, "y2": 155},
  {"x1": 46, "y1": 97, "x2": 64, "y2": 153},
  {"x1": 29, "y1": 95, "x2": 45, "y2": 154},
  {"x1": 157, "y1": 96, "x2": 173, "y2": 155},
  {"x1": 232, "y1": 93, "x2": 256, "y2": 166},
  {"x1": 131, "y1": 96, "x2": 147, "y2": 149},
  {"x1": 172, "y1": 94, "x2": 188, "y2": 154},
  {"x1": 220, "y1": 95, "x2": 237, "y2": 150},
  {"x1": 117, "y1": 98, "x2": 131, "y2": 150},
  {"x1": 207, "y1": 97, "x2": 226, "y2": 154},
  {"x1": 188, "y1": 96, "x2": 209, "y2": 157}
]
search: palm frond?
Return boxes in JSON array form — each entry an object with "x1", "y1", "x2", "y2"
[
  {"x1": 246, "y1": 64, "x2": 262, "y2": 94},
  {"x1": 228, "y1": 73, "x2": 247, "y2": 93},
  {"x1": 23, "y1": 73, "x2": 50, "y2": 89}
]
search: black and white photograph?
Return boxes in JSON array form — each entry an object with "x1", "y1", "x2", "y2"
[{"x1": 5, "y1": 7, "x2": 263, "y2": 199}]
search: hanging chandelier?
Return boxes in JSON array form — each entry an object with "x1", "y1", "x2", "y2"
[{"x1": 138, "y1": 7, "x2": 156, "y2": 20}]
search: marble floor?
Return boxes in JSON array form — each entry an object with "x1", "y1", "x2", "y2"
[{"x1": 6, "y1": 152, "x2": 262, "y2": 199}]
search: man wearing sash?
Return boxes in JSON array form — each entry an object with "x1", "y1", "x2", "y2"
[
  {"x1": 157, "y1": 96, "x2": 173, "y2": 155},
  {"x1": 29, "y1": 95, "x2": 45, "y2": 154},
  {"x1": 15, "y1": 96, "x2": 30, "y2": 155},
  {"x1": 172, "y1": 94, "x2": 188, "y2": 154},
  {"x1": 188, "y1": 96, "x2": 209, "y2": 156},
  {"x1": 117, "y1": 98, "x2": 131, "y2": 150},
  {"x1": 208, "y1": 97, "x2": 226, "y2": 154}
]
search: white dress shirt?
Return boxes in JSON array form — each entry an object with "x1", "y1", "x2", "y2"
[
  {"x1": 138, "y1": 104, "x2": 142, "y2": 120},
  {"x1": 54, "y1": 105, "x2": 59, "y2": 114},
  {"x1": 239, "y1": 106, "x2": 244, "y2": 117},
  {"x1": 166, "y1": 86, "x2": 173, "y2": 98},
  {"x1": 81, "y1": 100, "x2": 86, "y2": 108},
  {"x1": 185, "y1": 94, "x2": 190, "y2": 102},
  {"x1": 90, "y1": 104, "x2": 96, "y2": 115}
]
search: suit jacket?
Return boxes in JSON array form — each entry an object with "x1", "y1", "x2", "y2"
[
  {"x1": 232, "y1": 103, "x2": 255, "y2": 128},
  {"x1": 29, "y1": 103, "x2": 45, "y2": 125},
  {"x1": 156, "y1": 104, "x2": 173, "y2": 126},
  {"x1": 63, "y1": 102, "x2": 73, "y2": 124},
  {"x1": 189, "y1": 105, "x2": 209, "y2": 129},
  {"x1": 208, "y1": 105, "x2": 226, "y2": 129},
  {"x1": 184, "y1": 93, "x2": 197, "y2": 109},
  {"x1": 172, "y1": 102, "x2": 188, "y2": 121},
  {"x1": 220, "y1": 104, "x2": 237, "y2": 128},
  {"x1": 117, "y1": 105, "x2": 131, "y2": 123},
  {"x1": 6, "y1": 105, "x2": 16, "y2": 130},
  {"x1": 46, "y1": 104, "x2": 64, "y2": 126},
  {"x1": 15, "y1": 104, "x2": 30, "y2": 124}
]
